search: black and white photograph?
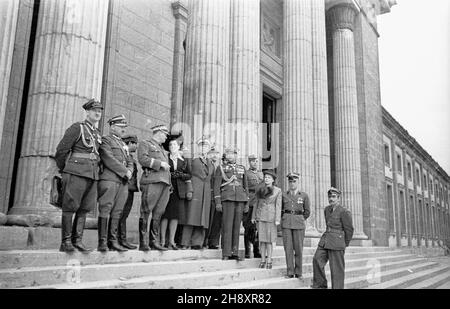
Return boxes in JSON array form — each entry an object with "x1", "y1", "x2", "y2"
[{"x1": 0, "y1": 0, "x2": 449, "y2": 294}]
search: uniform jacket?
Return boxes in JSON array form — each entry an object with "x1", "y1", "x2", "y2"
[
  {"x1": 169, "y1": 155, "x2": 193, "y2": 199},
  {"x1": 137, "y1": 138, "x2": 171, "y2": 186},
  {"x1": 179, "y1": 157, "x2": 214, "y2": 227},
  {"x1": 252, "y1": 186, "x2": 282, "y2": 223},
  {"x1": 128, "y1": 155, "x2": 139, "y2": 192},
  {"x1": 99, "y1": 134, "x2": 134, "y2": 183},
  {"x1": 245, "y1": 169, "x2": 264, "y2": 207},
  {"x1": 318, "y1": 204, "x2": 354, "y2": 251},
  {"x1": 55, "y1": 120, "x2": 102, "y2": 180},
  {"x1": 214, "y1": 163, "x2": 249, "y2": 204},
  {"x1": 281, "y1": 190, "x2": 311, "y2": 230}
]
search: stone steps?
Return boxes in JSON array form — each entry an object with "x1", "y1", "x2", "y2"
[
  {"x1": 0, "y1": 251, "x2": 415, "y2": 288},
  {"x1": 0, "y1": 246, "x2": 447, "y2": 289}
]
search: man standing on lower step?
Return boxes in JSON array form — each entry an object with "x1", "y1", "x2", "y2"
[{"x1": 311, "y1": 187, "x2": 354, "y2": 289}]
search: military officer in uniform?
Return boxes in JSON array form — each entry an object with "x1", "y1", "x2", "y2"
[
  {"x1": 243, "y1": 155, "x2": 263, "y2": 258},
  {"x1": 312, "y1": 187, "x2": 354, "y2": 289},
  {"x1": 118, "y1": 133, "x2": 139, "y2": 250},
  {"x1": 137, "y1": 125, "x2": 171, "y2": 251},
  {"x1": 55, "y1": 99, "x2": 103, "y2": 253},
  {"x1": 97, "y1": 115, "x2": 134, "y2": 252},
  {"x1": 281, "y1": 172, "x2": 311, "y2": 278},
  {"x1": 214, "y1": 147, "x2": 249, "y2": 260}
]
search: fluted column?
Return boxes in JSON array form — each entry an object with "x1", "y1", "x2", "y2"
[
  {"x1": 0, "y1": 0, "x2": 20, "y2": 149},
  {"x1": 328, "y1": 3, "x2": 367, "y2": 239},
  {"x1": 182, "y1": 0, "x2": 231, "y2": 153},
  {"x1": 283, "y1": 0, "x2": 319, "y2": 236},
  {"x1": 312, "y1": 0, "x2": 330, "y2": 232},
  {"x1": 10, "y1": 0, "x2": 109, "y2": 217},
  {"x1": 228, "y1": 0, "x2": 260, "y2": 163}
]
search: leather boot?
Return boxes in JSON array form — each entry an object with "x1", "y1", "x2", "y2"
[
  {"x1": 118, "y1": 218, "x2": 137, "y2": 250},
  {"x1": 253, "y1": 240, "x2": 261, "y2": 258},
  {"x1": 60, "y1": 213, "x2": 75, "y2": 253},
  {"x1": 139, "y1": 217, "x2": 150, "y2": 251},
  {"x1": 149, "y1": 218, "x2": 168, "y2": 251},
  {"x1": 244, "y1": 234, "x2": 251, "y2": 258},
  {"x1": 97, "y1": 217, "x2": 109, "y2": 252},
  {"x1": 71, "y1": 214, "x2": 93, "y2": 252},
  {"x1": 108, "y1": 217, "x2": 128, "y2": 252}
]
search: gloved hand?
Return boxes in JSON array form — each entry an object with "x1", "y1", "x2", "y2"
[{"x1": 216, "y1": 203, "x2": 223, "y2": 212}]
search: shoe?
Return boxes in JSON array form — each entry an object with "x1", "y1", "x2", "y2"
[
  {"x1": 258, "y1": 262, "x2": 266, "y2": 268},
  {"x1": 71, "y1": 215, "x2": 93, "y2": 253},
  {"x1": 266, "y1": 262, "x2": 272, "y2": 269},
  {"x1": 286, "y1": 274, "x2": 295, "y2": 279},
  {"x1": 230, "y1": 255, "x2": 244, "y2": 261},
  {"x1": 191, "y1": 245, "x2": 202, "y2": 250},
  {"x1": 222, "y1": 256, "x2": 230, "y2": 260},
  {"x1": 97, "y1": 217, "x2": 109, "y2": 252},
  {"x1": 60, "y1": 214, "x2": 75, "y2": 253},
  {"x1": 208, "y1": 245, "x2": 219, "y2": 249},
  {"x1": 295, "y1": 274, "x2": 303, "y2": 279},
  {"x1": 138, "y1": 217, "x2": 150, "y2": 251},
  {"x1": 180, "y1": 245, "x2": 189, "y2": 250},
  {"x1": 253, "y1": 252, "x2": 261, "y2": 258},
  {"x1": 168, "y1": 243, "x2": 179, "y2": 250}
]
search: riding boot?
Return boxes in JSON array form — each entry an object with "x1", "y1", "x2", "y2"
[
  {"x1": 139, "y1": 217, "x2": 150, "y2": 251},
  {"x1": 108, "y1": 217, "x2": 128, "y2": 252},
  {"x1": 253, "y1": 240, "x2": 261, "y2": 258},
  {"x1": 118, "y1": 218, "x2": 137, "y2": 250},
  {"x1": 244, "y1": 234, "x2": 251, "y2": 258},
  {"x1": 60, "y1": 213, "x2": 75, "y2": 253},
  {"x1": 97, "y1": 217, "x2": 109, "y2": 252},
  {"x1": 150, "y1": 218, "x2": 168, "y2": 251},
  {"x1": 71, "y1": 214, "x2": 93, "y2": 252}
]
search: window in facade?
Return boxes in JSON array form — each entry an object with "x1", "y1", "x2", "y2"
[
  {"x1": 430, "y1": 179, "x2": 433, "y2": 195},
  {"x1": 387, "y1": 185, "x2": 395, "y2": 233},
  {"x1": 396, "y1": 153, "x2": 402, "y2": 174},
  {"x1": 410, "y1": 195, "x2": 416, "y2": 235},
  {"x1": 384, "y1": 144, "x2": 390, "y2": 167},
  {"x1": 416, "y1": 169, "x2": 421, "y2": 187},
  {"x1": 399, "y1": 190, "x2": 406, "y2": 235},
  {"x1": 407, "y1": 161, "x2": 412, "y2": 180},
  {"x1": 418, "y1": 199, "x2": 423, "y2": 236},
  {"x1": 423, "y1": 175, "x2": 427, "y2": 191}
]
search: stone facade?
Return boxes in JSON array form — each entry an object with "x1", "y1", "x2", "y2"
[{"x1": 0, "y1": 0, "x2": 448, "y2": 249}]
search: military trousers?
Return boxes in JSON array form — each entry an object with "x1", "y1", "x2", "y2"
[
  {"x1": 312, "y1": 246, "x2": 345, "y2": 289},
  {"x1": 206, "y1": 199, "x2": 222, "y2": 248},
  {"x1": 181, "y1": 225, "x2": 205, "y2": 247},
  {"x1": 98, "y1": 180, "x2": 128, "y2": 219},
  {"x1": 61, "y1": 173, "x2": 97, "y2": 215},
  {"x1": 120, "y1": 191, "x2": 135, "y2": 222},
  {"x1": 221, "y1": 201, "x2": 244, "y2": 257},
  {"x1": 140, "y1": 183, "x2": 170, "y2": 221},
  {"x1": 282, "y1": 228, "x2": 305, "y2": 276}
]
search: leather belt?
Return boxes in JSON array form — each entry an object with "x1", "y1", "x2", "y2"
[
  {"x1": 72, "y1": 152, "x2": 98, "y2": 160},
  {"x1": 326, "y1": 228, "x2": 344, "y2": 234},
  {"x1": 283, "y1": 210, "x2": 303, "y2": 215}
]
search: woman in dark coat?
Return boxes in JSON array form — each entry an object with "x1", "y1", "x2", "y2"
[{"x1": 160, "y1": 137, "x2": 192, "y2": 250}]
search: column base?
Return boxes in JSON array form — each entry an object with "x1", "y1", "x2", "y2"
[{"x1": 352, "y1": 231, "x2": 369, "y2": 240}]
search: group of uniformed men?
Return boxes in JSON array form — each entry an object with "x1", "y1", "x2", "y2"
[{"x1": 55, "y1": 99, "x2": 354, "y2": 289}]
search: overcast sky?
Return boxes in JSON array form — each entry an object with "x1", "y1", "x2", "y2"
[{"x1": 377, "y1": 0, "x2": 450, "y2": 175}]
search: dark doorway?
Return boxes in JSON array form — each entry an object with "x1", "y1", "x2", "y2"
[{"x1": 262, "y1": 93, "x2": 277, "y2": 172}]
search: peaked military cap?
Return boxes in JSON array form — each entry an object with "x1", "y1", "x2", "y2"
[
  {"x1": 248, "y1": 154, "x2": 258, "y2": 162},
  {"x1": 287, "y1": 172, "x2": 300, "y2": 181},
  {"x1": 107, "y1": 115, "x2": 128, "y2": 127},
  {"x1": 208, "y1": 144, "x2": 220, "y2": 154},
  {"x1": 122, "y1": 133, "x2": 138, "y2": 144},
  {"x1": 224, "y1": 146, "x2": 239, "y2": 154},
  {"x1": 82, "y1": 99, "x2": 103, "y2": 110},
  {"x1": 151, "y1": 124, "x2": 169, "y2": 135},
  {"x1": 196, "y1": 136, "x2": 211, "y2": 146},
  {"x1": 263, "y1": 169, "x2": 277, "y2": 180},
  {"x1": 328, "y1": 187, "x2": 342, "y2": 196}
]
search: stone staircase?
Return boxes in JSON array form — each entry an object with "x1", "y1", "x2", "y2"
[{"x1": 0, "y1": 246, "x2": 449, "y2": 289}]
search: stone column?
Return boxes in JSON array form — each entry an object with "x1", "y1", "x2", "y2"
[
  {"x1": 182, "y1": 0, "x2": 231, "y2": 153},
  {"x1": 170, "y1": 0, "x2": 188, "y2": 128},
  {"x1": 283, "y1": 0, "x2": 319, "y2": 237},
  {"x1": 311, "y1": 0, "x2": 330, "y2": 232},
  {"x1": 228, "y1": 0, "x2": 260, "y2": 164},
  {"x1": 10, "y1": 0, "x2": 109, "y2": 217},
  {"x1": 0, "y1": 0, "x2": 20, "y2": 150},
  {"x1": 328, "y1": 3, "x2": 367, "y2": 239}
]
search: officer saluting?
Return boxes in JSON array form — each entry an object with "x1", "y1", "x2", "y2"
[
  {"x1": 55, "y1": 99, "x2": 103, "y2": 253},
  {"x1": 312, "y1": 187, "x2": 354, "y2": 289},
  {"x1": 214, "y1": 147, "x2": 249, "y2": 260},
  {"x1": 243, "y1": 155, "x2": 263, "y2": 258},
  {"x1": 281, "y1": 173, "x2": 311, "y2": 278},
  {"x1": 97, "y1": 115, "x2": 134, "y2": 252},
  {"x1": 137, "y1": 125, "x2": 171, "y2": 251}
]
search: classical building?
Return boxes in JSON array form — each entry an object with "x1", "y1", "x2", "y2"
[{"x1": 0, "y1": 0, "x2": 448, "y2": 248}]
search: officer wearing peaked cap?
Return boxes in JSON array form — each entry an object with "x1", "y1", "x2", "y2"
[
  {"x1": 281, "y1": 172, "x2": 311, "y2": 278},
  {"x1": 97, "y1": 115, "x2": 134, "y2": 252},
  {"x1": 137, "y1": 124, "x2": 171, "y2": 251},
  {"x1": 312, "y1": 187, "x2": 354, "y2": 289},
  {"x1": 55, "y1": 99, "x2": 103, "y2": 253},
  {"x1": 213, "y1": 146, "x2": 249, "y2": 260}
]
